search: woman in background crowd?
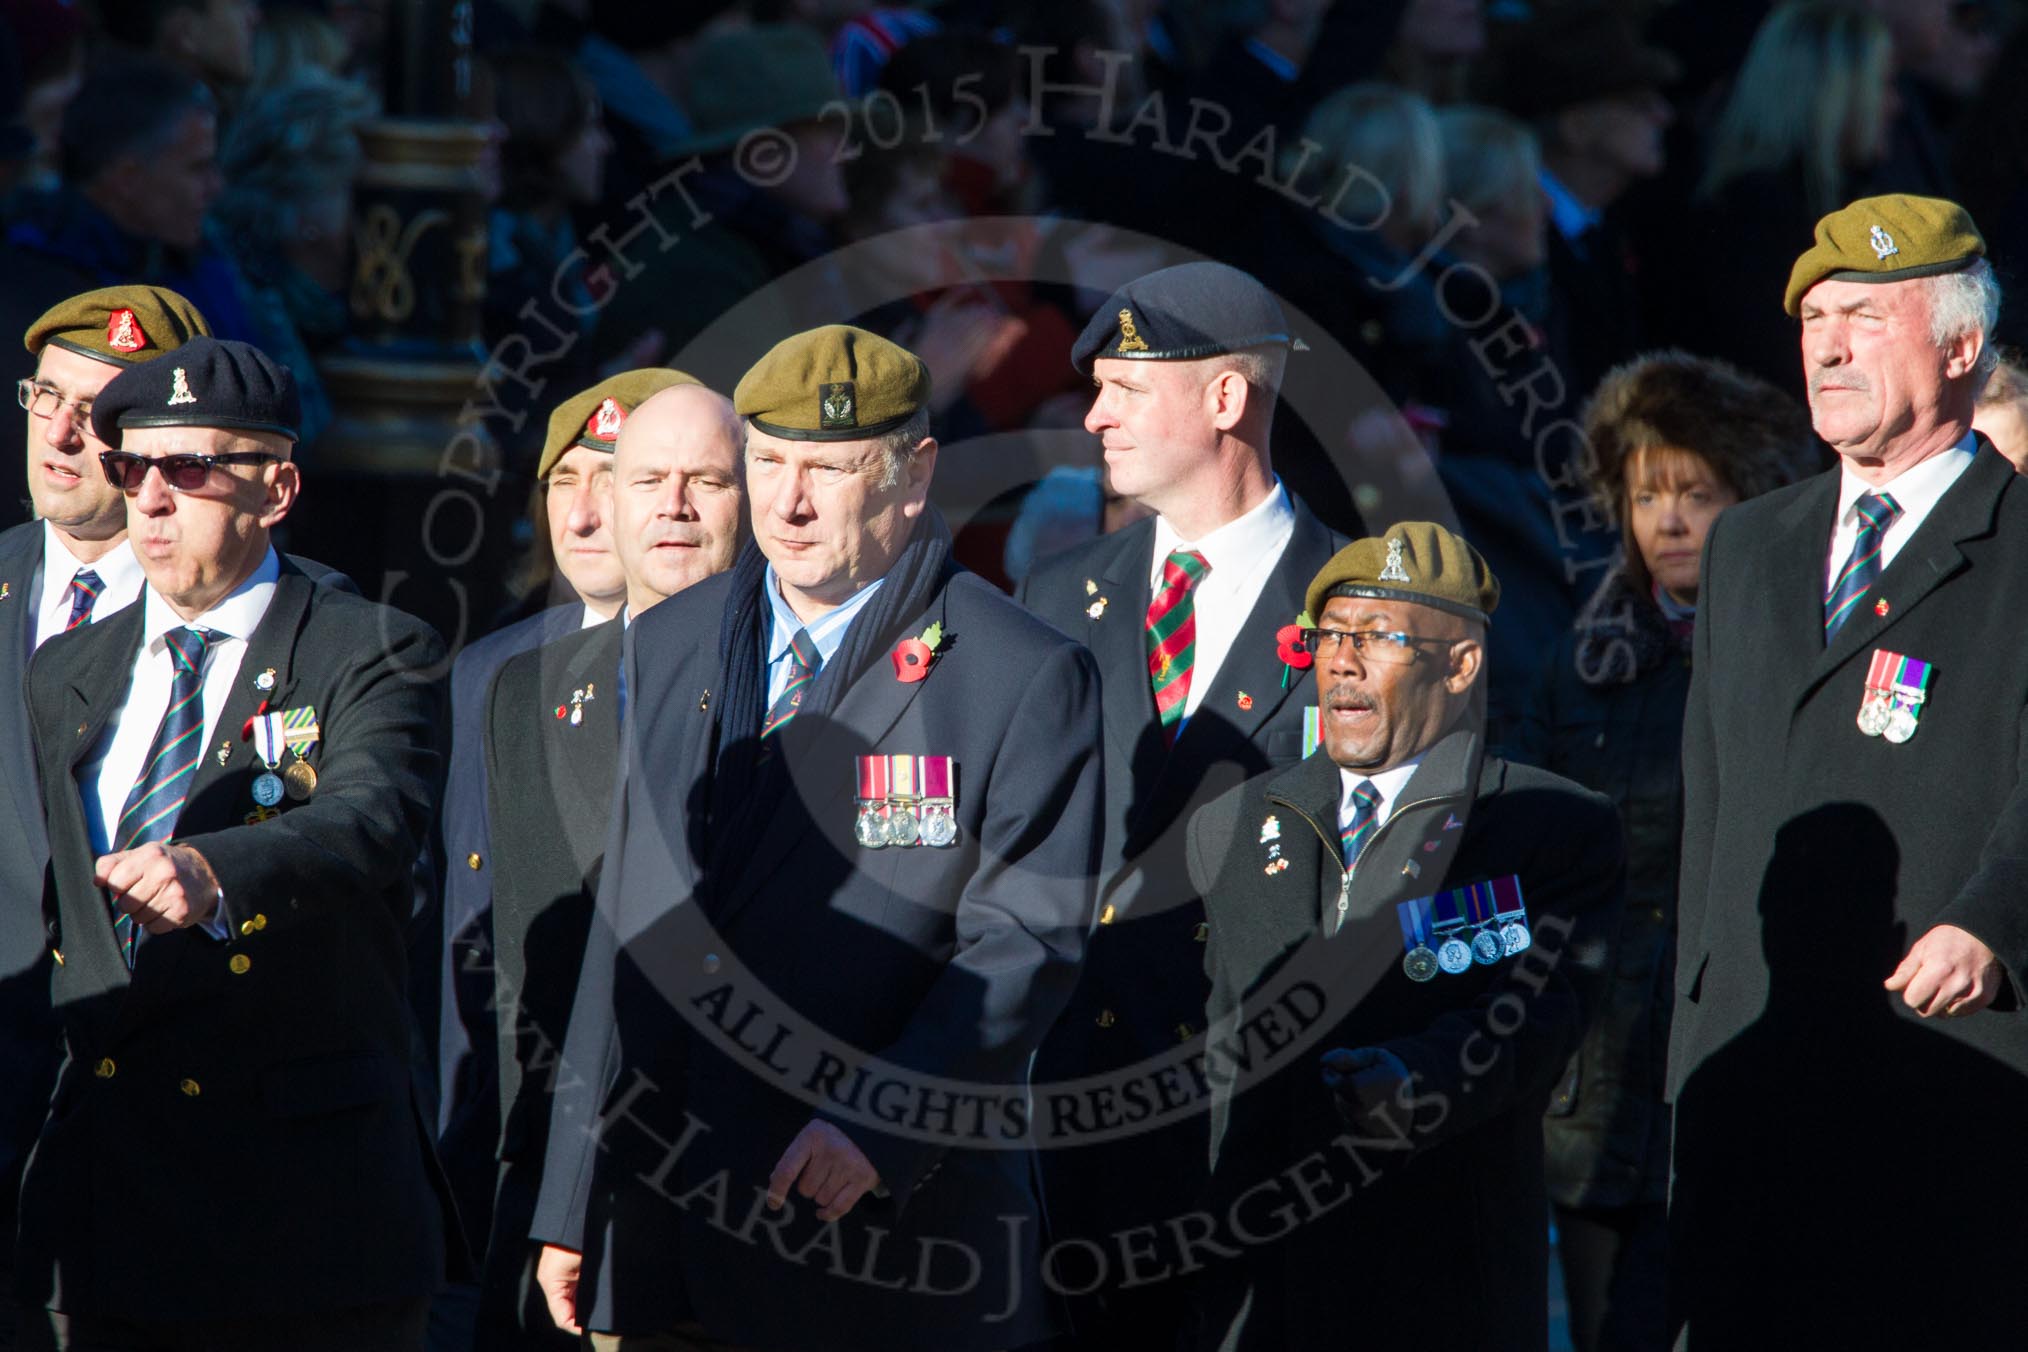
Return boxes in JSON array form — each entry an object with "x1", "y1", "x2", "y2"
[{"x1": 1514, "y1": 350, "x2": 1820, "y2": 1352}]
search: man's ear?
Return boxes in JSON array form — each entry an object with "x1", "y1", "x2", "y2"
[
  {"x1": 1444, "y1": 638, "x2": 1484, "y2": 695},
  {"x1": 1206, "y1": 369, "x2": 1251, "y2": 433},
  {"x1": 257, "y1": 459, "x2": 301, "y2": 529},
  {"x1": 1944, "y1": 328, "x2": 1985, "y2": 382},
  {"x1": 899, "y1": 436, "x2": 939, "y2": 519}
]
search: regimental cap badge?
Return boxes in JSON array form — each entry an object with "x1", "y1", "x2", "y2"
[
  {"x1": 1869, "y1": 225, "x2": 1899, "y2": 261},
  {"x1": 587, "y1": 396, "x2": 625, "y2": 441},
  {"x1": 1379, "y1": 536, "x2": 1412, "y2": 583},
  {"x1": 819, "y1": 381, "x2": 856, "y2": 430},
  {"x1": 166, "y1": 367, "x2": 197, "y2": 406},
  {"x1": 106, "y1": 308, "x2": 147, "y2": 353},
  {"x1": 1115, "y1": 308, "x2": 1150, "y2": 353}
]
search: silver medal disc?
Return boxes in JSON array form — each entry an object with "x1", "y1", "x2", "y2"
[
  {"x1": 854, "y1": 807, "x2": 887, "y2": 850},
  {"x1": 1857, "y1": 698, "x2": 1889, "y2": 737},
  {"x1": 1471, "y1": 929, "x2": 1504, "y2": 965},
  {"x1": 251, "y1": 772, "x2": 284, "y2": 807},
  {"x1": 1402, "y1": 945, "x2": 1439, "y2": 983},
  {"x1": 886, "y1": 808, "x2": 921, "y2": 847},
  {"x1": 1501, "y1": 920, "x2": 1532, "y2": 956},
  {"x1": 1884, "y1": 705, "x2": 1917, "y2": 744},
  {"x1": 924, "y1": 809, "x2": 957, "y2": 848},
  {"x1": 1437, "y1": 937, "x2": 1473, "y2": 975}
]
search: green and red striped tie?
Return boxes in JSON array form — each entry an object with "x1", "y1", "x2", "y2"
[
  {"x1": 1146, "y1": 549, "x2": 1210, "y2": 742},
  {"x1": 761, "y1": 627, "x2": 820, "y2": 738},
  {"x1": 1340, "y1": 781, "x2": 1382, "y2": 871}
]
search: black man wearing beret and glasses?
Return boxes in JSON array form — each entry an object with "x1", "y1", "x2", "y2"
[
  {"x1": 16, "y1": 337, "x2": 455, "y2": 1351},
  {"x1": 1183, "y1": 524, "x2": 1621, "y2": 1352}
]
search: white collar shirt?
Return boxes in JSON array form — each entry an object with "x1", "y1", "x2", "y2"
[
  {"x1": 81, "y1": 547, "x2": 281, "y2": 865},
  {"x1": 1825, "y1": 430, "x2": 1977, "y2": 593},
  {"x1": 1147, "y1": 480, "x2": 1296, "y2": 726},
  {"x1": 1337, "y1": 754, "x2": 1427, "y2": 847},
  {"x1": 33, "y1": 525, "x2": 145, "y2": 651}
]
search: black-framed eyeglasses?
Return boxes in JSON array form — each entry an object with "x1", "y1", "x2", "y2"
[
  {"x1": 98, "y1": 450, "x2": 280, "y2": 492},
  {"x1": 17, "y1": 378, "x2": 91, "y2": 422},
  {"x1": 1300, "y1": 627, "x2": 1456, "y2": 665}
]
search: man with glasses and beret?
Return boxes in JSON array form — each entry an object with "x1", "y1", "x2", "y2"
[
  {"x1": 532, "y1": 325, "x2": 1101, "y2": 1352},
  {"x1": 0, "y1": 284, "x2": 208, "y2": 1347},
  {"x1": 16, "y1": 336, "x2": 456, "y2": 1351},
  {"x1": 1182, "y1": 524, "x2": 1622, "y2": 1352},
  {"x1": 1017, "y1": 260, "x2": 1348, "y2": 1352}
]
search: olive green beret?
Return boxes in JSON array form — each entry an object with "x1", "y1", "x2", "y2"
[
  {"x1": 539, "y1": 368, "x2": 701, "y2": 478},
  {"x1": 1306, "y1": 522, "x2": 1501, "y2": 626},
  {"x1": 1784, "y1": 194, "x2": 1985, "y2": 317},
  {"x1": 735, "y1": 324, "x2": 929, "y2": 442},
  {"x1": 24, "y1": 285, "x2": 210, "y2": 365}
]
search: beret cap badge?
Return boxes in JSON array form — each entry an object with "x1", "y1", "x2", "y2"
[
  {"x1": 1379, "y1": 537, "x2": 1412, "y2": 583},
  {"x1": 166, "y1": 368, "x2": 197, "y2": 406},
  {"x1": 1115, "y1": 308, "x2": 1150, "y2": 353},
  {"x1": 106, "y1": 309, "x2": 147, "y2": 353},
  {"x1": 819, "y1": 381, "x2": 856, "y2": 430},
  {"x1": 1870, "y1": 225, "x2": 1898, "y2": 261},
  {"x1": 587, "y1": 397, "x2": 625, "y2": 440}
]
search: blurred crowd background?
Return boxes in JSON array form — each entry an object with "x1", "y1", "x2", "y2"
[{"x1": 0, "y1": 0, "x2": 2020, "y2": 688}]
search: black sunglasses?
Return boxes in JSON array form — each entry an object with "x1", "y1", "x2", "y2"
[{"x1": 98, "y1": 450, "x2": 279, "y2": 492}]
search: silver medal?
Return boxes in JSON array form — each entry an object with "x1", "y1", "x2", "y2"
[
  {"x1": 854, "y1": 806, "x2": 887, "y2": 850},
  {"x1": 1857, "y1": 696, "x2": 1889, "y2": 737},
  {"x1": 1402, "y1": 945, "x2": 1439, "y2": 983},
  {"x1": 251, "y1": 772, "x2": 284, "y2": 807},
  {"x1": 1437, "y1": 937, "x2": 1473, "y2": 975},
  {"x1": 885, "y1": 805, "x2": 921, "y2": 847},
  {"x1": 1501, "y1": 920, "x2": 1532, "y2": 956},
  {"x1": 1884, "y1": 704, "x2": 1918, "y2": 744},
  {"x1": 1471, "y1": 928, "x2": 1504, "y2": 965},
  {"x1": 923, "y1": 806, "x2": 957, "y2": 848}
]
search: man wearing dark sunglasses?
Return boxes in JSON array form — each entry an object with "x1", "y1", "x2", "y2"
[
  {"x1": 0, "y1": 284, "x2": 211, "y2": 1348},
  {"x1": 16, "y1": 336, "x2": 457, "y2": 1350},
  {"x1": 1184, "y1": 522, "x2": 1623, "y2": 1352}
]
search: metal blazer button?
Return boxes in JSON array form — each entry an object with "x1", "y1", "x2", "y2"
[{"x1": 95, "y1": 1058, "x2": 115, "y2": 1079}]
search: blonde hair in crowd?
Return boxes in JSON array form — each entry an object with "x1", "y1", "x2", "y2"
[{"x1": 1699, "y1": 0, "x2": 1895, "y2": 217}]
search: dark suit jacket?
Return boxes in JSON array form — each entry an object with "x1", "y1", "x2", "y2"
[
  {"x1": 18, "y1": 560, "x2": 454, "y2": 1320},
  {"x1": 1184, "y1": 729, "x2": 1623, "y2": 1352},
  {"x1": 477, "y1": 617, "x2": 620, "y2": 1349},
  {"x1": 1017, "y1": 498, "x2": 1347, "y2": 1254},
  {"x1": 421, "y1": 602, "x2": 585, "y2": 1256},
  {"x1": 532, "y1": 568, "x2": 1102, "y2": 1350},
  {"x1": 1670, "y1": 444, "x2": 2028, "y2": 1345}
]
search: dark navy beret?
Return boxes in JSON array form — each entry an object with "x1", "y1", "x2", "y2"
[
  {"x1": 1071, "y1": 261, "x2": 1299, "y2": 375},
  {"x1": 90, "y1": 335, "x2": 301, "y2": 447}
]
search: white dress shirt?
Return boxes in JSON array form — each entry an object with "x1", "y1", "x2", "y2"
[
  {"x1": 1148, "y1": 480, "x2": 1296, "y2": 724},
  {"x1": 1337, "y1": 754, "x2": 1427, "y2": 843},
  {"x1": 578, "y1": 601, "x2": 606, "y2": 631},
  {"x1": 81, "y1": 548, "x2": 280, "y2": 872},
  {"x1": 1824, "y1": 431, "x2": 1977, "y2": 592},
  {"x1": 763, "y1": 565, "x2": 885, "y2": 707},
  {"x1": 32, "y1": 524, "x2": 145, "y2": 651}
]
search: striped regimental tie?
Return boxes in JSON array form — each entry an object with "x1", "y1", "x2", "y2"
[
  {"x1": 1146, "y1": 549, "x2": 1210, "y2": 742},
  {"x1": 760, "y1": 627, "x2": 821, "y2": 738},
  {"x1": 62, "y1": 568, "x2": 103, "y2": 632},
  {"x1": 109, "y1": 625, "x2": 214, "y2": 966},
  {"x1": 1340, "y1": 781, "x2": 1383, "y2": 872},
  {"x1": 1824, "y1": 492, "x2": 1901, "y2": 639}
]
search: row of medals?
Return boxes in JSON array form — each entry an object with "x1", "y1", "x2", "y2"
[
  {"x1": 251, "y1": 750, "x2": 317, "y2": 807},
  {"x1": 1857, "y1": 689, "x2": 1920, "y2": 743},
  {"x1": 1403, "y1": 918, "x2": 1532, "y2": 983},
  {"x1": 854, "y1": 798, "x2": 958, "y2": 850}
]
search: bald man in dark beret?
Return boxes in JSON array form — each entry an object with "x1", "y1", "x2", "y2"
[{"x1": 17, "y1": 337, "x2": 456, "y2": 1351}]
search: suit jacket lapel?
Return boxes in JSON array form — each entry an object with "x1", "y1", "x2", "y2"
[
  {"x1": 559, "y1": 622, "x2": 623, "y2": 813},
  {"x1": 714, "y1": 591, "x2": 945, "y2": 923},
  {"x1": 1764, "y1": 474, "x2": 1842, "y2": 701},
  {"x1": 1089, "y1": 520, "x2": 1158, "y2": 769},
  {"x1": 0, "y1": 525, "x2": 45, "y2": 854},
  {"x1": 1800, "y1": 447, "x2": 2006, "y2": 708},
  {"x1": 57, "y1": 602, "x2": 149, "y2": 991}
]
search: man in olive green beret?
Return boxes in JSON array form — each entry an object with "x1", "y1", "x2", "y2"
[
  {"x1": 425, "y1": 365, "x2": 702, "y2": 1339},
  {"x1": 0, "y1": 284, "x2": 209, "y2": 1334},
  {"x1": 1674, "y1": 198, "x2": 2028, "y2": 1345},
  {"x1": 1183, "y1": 522, "x2": 1623, "y2": 1352},
  {"x1": 533, "y1": 325, "x2": 1102, "y2": 1351}
]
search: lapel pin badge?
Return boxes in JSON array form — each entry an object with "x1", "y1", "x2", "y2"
[
  {"x1": 0, "y1": 583, "x2": 10, "y2": 601},
  {"x1": 1087, "y1": 596, "x2": 1108, "y2": 620},
  {"x1": 215, "y1": 739, "x2": 232, "y2": 767},
  {"x1": 1874, "y1": 599, "x2": 1890, "y2": 617},
  {"x1": 1237, "y1": 691, "x2": 1253, "y2": 711},
  {"x1": 1084, "y1": 579, "x2": 1097, "y2": 595},
  {"x1": 254, "y1": 667, "x2": 276, "y2": 692},
  {"x1": 1260, "y1": 814, "x2": 1280, "y2": 843}
]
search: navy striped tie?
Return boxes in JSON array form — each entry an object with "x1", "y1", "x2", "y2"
[
  {"x1": 1824, "y1": 492, "x2": 1901, "y2": 639},
  {"x1": 760, "y1": 628, "x2": 820, "y2": 738},
  {"x1": 110, "y1": 626, "x2": 214, "y2": 965},
  {"x1": 62, "y1": 568, "x2": 102, "y2": 632}
]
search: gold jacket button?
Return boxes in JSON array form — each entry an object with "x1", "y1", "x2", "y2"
[
  {"x1": 1098, "y1": 904, "x2": 1116, "y2": 925},
  {"x1": 1194, "y1": 922, "x2": 1210, "y2": 942},
  {"x1": 179, "y1": 1078, "x2": 201, "y2": 1097},
  {"x1": 1175, "y1": 1023, "x2": 1196, "y2": 1042},
  {"x1": 95, "y1": 1058, "x2": 115, "y2": 1079},
  {"x1": 1095, "y1": 1009, "x2": 1117, "y2": 1028},
  {"x1": 238, "y1": 919, "x2": 255, "y2": 937},
  {"x1": 252, "y1": 913, "x2": 267, "y2": 931},
  {"x1": 228, "y1": 954, "x2": 251, "y2": 975},
  {"x1": 466, "y1": 853, "x2": 483, "y2": 870}
]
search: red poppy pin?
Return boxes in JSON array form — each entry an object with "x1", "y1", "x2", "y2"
[
  {"x1": 1276, "y1": 611, "x2": 1314, "y2": 688},
  {"x1": 892, "y1": 621, "x2": 945, "y2": 683}
]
